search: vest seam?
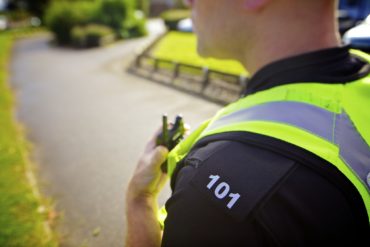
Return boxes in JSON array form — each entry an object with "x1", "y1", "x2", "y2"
[
  {"x1": 255, "y1": 215, "x2": 284, "y2": 247},
  {"x1": 204, "y1": 123, "x2": 333, "y2": 148},
  {"x1": 170, "y1": 142, "x2": 233, "y2": 191},
  {"x1": 339, "y1": 154, "x2": 370, "y2": 194},
  {"x1": 251, "y1": 163, "x2": 298, "y2": 223},
  {"x1": 195, "y1": 132, "x2": 359, "y2": 197},
  {"x1": 332, "y1": 112, "x2": 337, "y2": 143}
]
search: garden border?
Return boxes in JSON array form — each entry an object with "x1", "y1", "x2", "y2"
[{"x1": 128, "y1": 33, "x2": 249, "y2": 105}]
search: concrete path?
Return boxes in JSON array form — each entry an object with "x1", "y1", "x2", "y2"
[{"x1": 10, "y1": 20, "x2": 220, "y2": 247}]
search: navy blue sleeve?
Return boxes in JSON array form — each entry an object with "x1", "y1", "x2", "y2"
[{"x1": 161, "y1": 140, "x2": 369, "y2": 247}]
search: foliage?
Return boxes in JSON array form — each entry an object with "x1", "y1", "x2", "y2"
[
  {"x1": 2, "y1": 9, "x2": 31, "y2": 22},
  {"x1": 71, "y1": 24, "x2": 115, "y2": 48},
  {"x1": 70, "y1": 25, "x2": 86, "y2": 47},
  {"x1": 44, "y1": 1, "x2": 98, "y2": 45},
  {"x1": 173, "y1": 0, "x2": 188, "y2": 9},
  {"x1": 6, "y1": 0, "x2": 52, "y2": 21},
  {"x1": 136, "y1": 0, "x2": 149, "y2": 17},
  {"x1": 122, "y1": 10, "x2": 147, "y2": 38},
  {"x1": 94, "y1": 0, "x2": 131, "y2": 34},
  {"x1": 45, "y1": 0, "x2": 147, "y2": 46},
  {"x1": 160, "y1": 9, "x2": 191, "y2": 31},
  {"x1": 81, "y1": 24, "x2": 114, "y2": 47},
  {"x1": 152, "y1": 31, "x2": 248, "y2": 76},
  {"x1": 160, "y1": 9, "x2": 191, "y2": 22},
  {"x1": 0, "y1": 32, "x2": 58, "y2": 247}
]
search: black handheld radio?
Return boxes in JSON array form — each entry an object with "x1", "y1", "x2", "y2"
[{"x1": 156, "y1": 114, "x2": 185, "y2": 173}]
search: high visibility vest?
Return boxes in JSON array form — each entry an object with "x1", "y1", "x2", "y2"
[{"x1": 161, "y1": 50, "x2": 370, "y2": 226}]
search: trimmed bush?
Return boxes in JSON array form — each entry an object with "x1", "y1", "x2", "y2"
[
  {"x1": 95, "y1": 0, "x2": 131, "y2": 34},
  {"x1": 3, "y1": 10, "x2": 31, "y2": 22},
  {"x1": 84, "y1": 24, "x2": 115, "y2": 47},
  {"x1": 71, "y1": 26, "x2": 85, "y2": 48},
  {"x1": 45, "y1": 0, "x2": 147, "y2": 46},
  {"x1": 71, "y1": 24, "x2": 115, "y2": 48},
  {"x1": 45, "y1": 1, "x2": 98, "y2": 45},
  {"x1": 123, "y1": 10, "x2": 147, "y2": 38},
  {"x1": 160, "y1": 9, "x2": 191, "y2": 31}
]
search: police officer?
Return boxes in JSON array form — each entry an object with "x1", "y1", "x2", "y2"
[{"x1": 125, "y1": 0, "x2": 370, "y2": 246}]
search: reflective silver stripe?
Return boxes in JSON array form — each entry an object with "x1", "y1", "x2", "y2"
[
  {"x1": 207, "y1": 101, "x2": 370, "y2": 190},
  {"x1": 208, "y1": 102, "x2": 335, "y2": 142},
  {"x1": 335, "y1": 112, "x2": 370, "y2": 189}
]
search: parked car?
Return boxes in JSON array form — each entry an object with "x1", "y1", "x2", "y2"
[
  {"x1": 337, "y1": 10, "x2": 358, "y2": 35},
  {"x1": 343, "y1": 15, "x2": 370, "y2": 52},
  {"x1": 177, "y1": 18, "x2": 193, "y2": 32}
]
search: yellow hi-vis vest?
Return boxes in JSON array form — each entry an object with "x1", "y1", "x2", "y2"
[{"x1": 160, "y1": 50, "x2": 370, "y2": 226}]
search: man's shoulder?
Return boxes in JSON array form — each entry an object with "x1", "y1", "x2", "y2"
[
  {"x1": 164, "y1": 139, "x2": 294, "y2": 246},
  {"x1": 172, "y1": 138, "x2": 297, "y2": 221},
  {"x1": 170, "y1": 131, "x2": 367, "y2": 223},
  {"x1": 164, "y1": 135, "x2": 369, "y2": 246}
]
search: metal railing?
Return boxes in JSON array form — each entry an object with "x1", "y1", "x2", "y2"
[{"x1": 129, "y1": 34, "x2": 249, "y2": 105}]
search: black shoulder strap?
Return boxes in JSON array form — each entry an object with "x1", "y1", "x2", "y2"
[{"x1": 179, "y1": 131, "x2": 368, "y2": 222}]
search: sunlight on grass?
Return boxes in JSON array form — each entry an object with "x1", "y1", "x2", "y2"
[
  {"x1": 151, "y1": 31, "x2": 249, "y2": 76},
  {"x1": 0, "y1": 33, "x2": 57, "y2": 247}
]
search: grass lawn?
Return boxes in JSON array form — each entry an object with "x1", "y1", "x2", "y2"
[
  {"x1": 0, "y1": 31, "x2": 58, "y2": 247},
  {"x1": 151, "y1": 31, "x2": 249, "y2": 76}
]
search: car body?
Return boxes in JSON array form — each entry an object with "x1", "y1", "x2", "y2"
[
  {"x1": 343, "y1": 15, "x2": 370, "y2": 52},
  {"x1": 337, "y1": 10, "x2": 358, "y2": 35},
  {"x1": 177, "y1": 18, "x2": 193, "y2": 33}
]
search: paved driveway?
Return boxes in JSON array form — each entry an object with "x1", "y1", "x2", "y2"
[{"x1": 10, "y1": 20, "x2": 220, "y2": 247}]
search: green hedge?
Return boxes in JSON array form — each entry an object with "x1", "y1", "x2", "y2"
[
  {"x1": 160, "y1": 9, "x2": 191, "y2": 31},
  {"x1": 123, "y1": 11, "x2": 147, "y2": 38},
  {"x1": 2, "y1": 10, "x2": 31, "y2": 22},
  {"x1": 94, "y1": 0, "x2": 131, "y2": 34},
  {"x1": 45, "y1": 1, "x2": 98, "y2": 45},
  {"x1": 45, "y1": 0, "x2": 147, "y2": 46},
  {"x1": 71, "y1": 24, "x2": 115, "y2": 48}
]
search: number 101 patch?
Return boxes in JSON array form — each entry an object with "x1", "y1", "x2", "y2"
[{"x1": 207, "y1": 175, "x2": 241, "y2": 209}]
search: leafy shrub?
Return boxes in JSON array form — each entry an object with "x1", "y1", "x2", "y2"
[
  {"x1": 122, "y1": 10, "x2": 147, "y2": 38},
  {"x1": 95, "y1": 0, "x2": 132, "y2": 34},
  {"x1": 3, "y1": 10, "x2": 31, "y2": 22},
  {"x1": 45, "y1": 0, "x2": 146, "y2": 46},
  {"x1": 84, "y1": 24, "x2": 115, "y2": 47},
  {"x1": 45, "y1": 1, "x2": 98, "y2": 45},
  {"x1": 71, "y1": 24, "x2": 115, "y2": 48},
  {"x1": 160, "y1": 9, "x2": 191, "y2": 31},
  {"x1": 71, "y1": 26, "x2": 85, "y2": 47},
  {"x1": 160, "y1": 9, "x2": 191, "y2": 22},
  {"x1": 136, "y1": 0, "x2": 150, "y2": 17}
]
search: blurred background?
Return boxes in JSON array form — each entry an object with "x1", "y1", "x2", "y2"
[
  {"x1": 0, "y1": 1, "x2": 369, "y2": 247},
  {"x1": 0, "y1": 0, "x2": 370, "y2": 51}
]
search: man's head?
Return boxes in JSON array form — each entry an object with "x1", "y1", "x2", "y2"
[
  {"x1": 185, "y1": 0, "x2": 267, "y2": 58},
  {"x1": 185, "y1": 0, "x2": 340, "y2": 73}
]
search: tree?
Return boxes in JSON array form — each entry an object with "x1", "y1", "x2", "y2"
[{"x1": 6, "y1": 0, "x2": 50, "y2": 19}]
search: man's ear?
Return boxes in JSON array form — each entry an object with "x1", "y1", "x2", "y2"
[{"x1": 243, "y1": 0, "x2": 271, "y2": 11}]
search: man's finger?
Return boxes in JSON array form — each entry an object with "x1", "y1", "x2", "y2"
[
  {"x1": 145, "y1": 126, "x2": 165, "y2": 151},
  {"x1": 150, "y1": 146, "x2": 169, "y2": 170}
]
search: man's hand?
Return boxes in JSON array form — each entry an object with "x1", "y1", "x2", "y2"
[
  {"x1": 125, "y1": 129, "x2": 169, "y2": 247},
  {"x1": 127, "y1": 133, "x2": 169, "y2": 200}
]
